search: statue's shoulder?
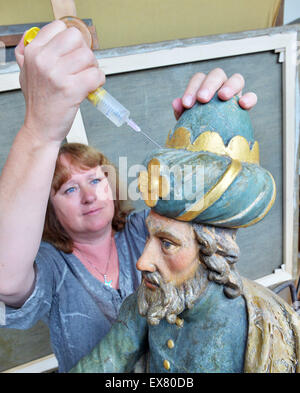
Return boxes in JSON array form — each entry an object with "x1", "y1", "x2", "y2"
[
  {"x1": 241, "y1": 277, "x2": 297, "y2": 316},
  {"x1": 241, "y1": 277, "x2": 300, "y2": 373}
]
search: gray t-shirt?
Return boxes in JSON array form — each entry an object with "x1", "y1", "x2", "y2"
[{"x1": 1, "y1": 209, "x2": 149, "y2": 372}]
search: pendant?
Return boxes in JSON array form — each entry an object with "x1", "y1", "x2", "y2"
[{"x1": 104, "y1": 275, "x2": 113, "y2": 287}]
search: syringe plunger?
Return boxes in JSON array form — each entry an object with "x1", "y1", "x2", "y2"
[{"x1": 87, "y1": 87, "x2": 140, "y2": 131}]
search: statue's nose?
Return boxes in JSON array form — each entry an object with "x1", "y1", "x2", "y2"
[{"x1": 136, "y1": 240, "x2": 157, "y2": 273}]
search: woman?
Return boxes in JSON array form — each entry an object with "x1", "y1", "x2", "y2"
[{"x1": 0, "y1": 21, "x2": 257, "y2": 372}]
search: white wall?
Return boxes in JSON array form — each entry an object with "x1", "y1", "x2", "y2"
[{"x1": 284, "y1": 0, "x2": 300, "y2": 24}]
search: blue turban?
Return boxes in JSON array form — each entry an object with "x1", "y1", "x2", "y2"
[{"x1": 138, "y1": 95, "x2": 276, "y2": 228}]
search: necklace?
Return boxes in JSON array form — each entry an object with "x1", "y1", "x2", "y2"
[{"x1": 75, "y1": 236, "x2": 114, "y2": 287}]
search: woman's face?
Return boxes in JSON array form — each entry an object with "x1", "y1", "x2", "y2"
[{"x1": 50, "y1": 155, "x2": 115, "y2": 242}]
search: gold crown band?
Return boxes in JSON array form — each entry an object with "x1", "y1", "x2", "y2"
[
  {"x1": 165, "y1": 128, "x2": 259, "y2": 164},
  {"x1": 176, "y1": 159, "x2": 242, "y2": 222}
]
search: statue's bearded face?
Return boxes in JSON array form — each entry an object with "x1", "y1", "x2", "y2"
[{"x1": 136, "y1": 211, "x2": 209, "y2": 325}]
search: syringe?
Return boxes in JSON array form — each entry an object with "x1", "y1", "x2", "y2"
[
  {"x1": 87, "y1": 87, "x2": 161, "y2": 148},
  {"x1": 24, "y1": 27, "x2": 161, "y2": 149}
]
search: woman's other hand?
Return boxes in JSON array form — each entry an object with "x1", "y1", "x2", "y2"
[{"x1": 172, "y1": 68, "x2": 257, "y2": 120}]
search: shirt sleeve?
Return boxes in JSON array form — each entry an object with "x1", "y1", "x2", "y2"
[
  {"x1": 69, "y1": 292, "x2": 148, "y2": 373},
  {"x1": 0, "y1": 244, "x2": 55, "y2": 329}
]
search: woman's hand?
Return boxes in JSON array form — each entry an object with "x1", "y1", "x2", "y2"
[
  {"x1": 15, "y1": 20, "x2": 105, "y2": 144},
  {"x1": 172, "y1": 68, "x2": 257, "y2": 120}
]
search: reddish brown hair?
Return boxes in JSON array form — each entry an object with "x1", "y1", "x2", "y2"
[{"x1": 42, "y1": 143, "x2": 132, "y2": 253}]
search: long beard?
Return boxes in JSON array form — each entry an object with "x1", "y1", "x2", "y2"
[{"x1": 137, "y1": 264, "x2": 208, "y2": 326}]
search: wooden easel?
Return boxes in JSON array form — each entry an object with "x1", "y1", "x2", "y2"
[{"x1": 0, "y1": 0, "x2": 99, "y2": 60}]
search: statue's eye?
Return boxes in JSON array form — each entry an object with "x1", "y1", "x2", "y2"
[{"x1": 161, "y1": 239, "x2": 176, "y2": 251}]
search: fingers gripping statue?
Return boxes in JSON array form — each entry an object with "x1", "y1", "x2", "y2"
[{"x1": 70, "y1": 95, "x2": 300, "y2": 374}]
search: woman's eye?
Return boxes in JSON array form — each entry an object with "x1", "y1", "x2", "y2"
[
  {"x1": 91, "y1": 178, "x2": 101, "y2": 185},
  {"x1": 64, "y1": 186, "x2": 76, "y2": 194}
]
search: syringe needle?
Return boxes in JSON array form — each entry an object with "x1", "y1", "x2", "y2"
[
  {"x1": 126, "y1": 118, "x2": 162, "y2": 148},
  {"x1": 139, "y1": 130, "x2": 162, "y2": 148}
]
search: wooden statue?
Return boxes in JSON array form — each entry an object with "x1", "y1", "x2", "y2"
[{"x1": 70, "y1": 96, "x2": 300, "y2": 373}]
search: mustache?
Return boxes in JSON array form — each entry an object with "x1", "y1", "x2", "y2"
[{"x1": 142, "y1": 271, "x2": 164, "y2": 287}]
